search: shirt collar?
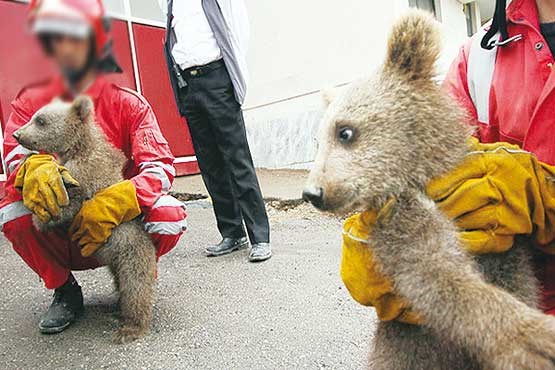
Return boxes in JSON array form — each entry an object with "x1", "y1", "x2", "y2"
[{"x1": 507, "y1": 0, "x2": 540, "y2": 30}]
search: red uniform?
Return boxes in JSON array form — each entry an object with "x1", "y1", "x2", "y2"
[
  {"x1": 0, "y1": 76, "x2": 187, "y2": 289},
  {"x1": 443, "y1": 0, "x2": 555, "y2": 314}
]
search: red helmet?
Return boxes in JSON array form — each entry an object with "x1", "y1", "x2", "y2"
[{"x1": 28, "y1": 0, "x2": 121, "y2": 73}]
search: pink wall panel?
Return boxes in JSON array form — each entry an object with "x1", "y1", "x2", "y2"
[{"x1": 131, "y1": 23, "x2": 196, "y2": 159}]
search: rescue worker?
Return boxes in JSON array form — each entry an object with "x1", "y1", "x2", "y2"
[
  {"x1": 0, "y1": 0, "x2": 187, "y2": 334},
  {"x1": 341, "y1": 0, "x2": 555, "y2": 323}
]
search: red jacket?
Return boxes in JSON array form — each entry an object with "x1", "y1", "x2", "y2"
[
  {"x1": 444, "y1": 0, "x2": 555, "y2": 164},
  {"x1": 1, "y1": 75, "x2": 175, "y2": 212},
  {"x1": 444, "y1": 0, "x2": 555, "y2": 313}
]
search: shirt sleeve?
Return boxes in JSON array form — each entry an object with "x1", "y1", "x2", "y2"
[
  {"x1": 442, "y1": 41, "x2": 480, "y2": 138},
  {"x1": 127, "y1": 98, "x2": 176, "y2": 212},
  {"x1": 218, "y1": 0, "x2": 250, "y2": 53}
]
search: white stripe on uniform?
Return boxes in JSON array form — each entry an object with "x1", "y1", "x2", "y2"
[
  {"x1": 152, "y1": 194, "x2": 186, "y2": 209},
  {"x1": 4, "y1": 145, "x2": 36, "y2": 170},
  {"x1": 138, "y1": 162, "x2": 174, "y2": 192},
  {"x1": 144, "y1": 219, "x2": 188, "y2": 235},
  {"x1": 139, "y1": 161, "x2": 176, "y2": 176},
  {"x1": 0, "y1": 201, "x2": 32, "y2": 231}
]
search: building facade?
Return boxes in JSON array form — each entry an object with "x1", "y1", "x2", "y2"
[{"x1": 0, "y1": 0, "x2": 493, "y2": 183}]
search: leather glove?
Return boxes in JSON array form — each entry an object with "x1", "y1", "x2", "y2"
[
  {"x1": 14, "y1": 154, "x2": 79, "y2": 223},
  {"x1": 341, "y1": 138, "x2": 555, "y2": 325},
  {"x1": 341, "y1": 210, "x2": 423, "y2": 324},
  {"x1": 69, "y1": 180, "x2": 141, "y2": 257},
  {"x1": 428, "y1": 137, "x2": 555, "y2": 253}
]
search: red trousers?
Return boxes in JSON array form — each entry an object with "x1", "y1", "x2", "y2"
[{"x1": 1, "y1": 195, "x2": 186, "y2": 289}]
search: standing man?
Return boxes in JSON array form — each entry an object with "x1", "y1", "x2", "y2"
[
  {"x1": 1, "y1": 0, "x2": 187, "y2": 334},
  {"x1": 159, "y1": 0, "x2": 271, "y2": 262}
]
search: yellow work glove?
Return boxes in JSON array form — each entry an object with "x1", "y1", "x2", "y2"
[
  {"x1": 341, "y1": 138, "x2": 555, "y2": 325},
  {"x1": 428, "y1": 137, "x2": 555, "y2": 253},
  {"x1": 69, "y1": 180, "x2": 141, "y2": 257},
  {"x1": 14, "y1": 154, "x2": 80, "y2": 223},
  {"x1": 341, "y1": 211, "x2": 423, "y2": 324}
]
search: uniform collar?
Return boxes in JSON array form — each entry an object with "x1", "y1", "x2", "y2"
[{"x1": 507, "y1": 0, "x2": 540, "y2": 30}]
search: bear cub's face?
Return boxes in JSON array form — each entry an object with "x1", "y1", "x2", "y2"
[
  {"x1": 304, "y1": 77, "x2": 418, "y2": 214},
  {"x1": 14, "y1": 96, "x2": 93, "y2": 157},
  {"x1": 303, "y1": 11, "x2": 468, "y2": 215}
]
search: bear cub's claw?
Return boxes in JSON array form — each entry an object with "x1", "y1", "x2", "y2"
[{"x1": 112, "y1": 325, "x2": 147, "y2": 344}]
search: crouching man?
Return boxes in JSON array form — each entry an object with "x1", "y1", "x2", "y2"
[{"x1": 0, "y1": 0, "x2": 187, "y2": 334}]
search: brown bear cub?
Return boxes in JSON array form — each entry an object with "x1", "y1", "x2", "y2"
[
  {"x1": 304, "y1": 11, "x2": 555, "y2": 370},
  {"x1": 14, "y1": 96, "x2": 156, "y2": 344}
]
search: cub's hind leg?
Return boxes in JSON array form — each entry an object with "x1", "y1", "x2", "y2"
[
  {"x1": 107, "y1": 223, "x2": 157, "y2": 344},
  {"x1": 369, "y1": 321, "x2": 479, "y2": 370}
]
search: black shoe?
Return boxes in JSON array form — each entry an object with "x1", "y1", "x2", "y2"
[
  {"x1": 39, "y1": 281, "x2": 84, "y2": 334},
  {"x1": 205, "y1": 237, "x2": 249, "y2": 257},
  {"x1": 249, "y1": 243, "x2": 272, "y2": 262}
]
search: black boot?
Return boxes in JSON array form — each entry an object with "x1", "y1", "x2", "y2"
[
  {"x1": 39, "y1": 278, "x2": 84, "y2": 334},
  {"x1": 205, "y1": 237, "x2": 249, "y2": 257}
]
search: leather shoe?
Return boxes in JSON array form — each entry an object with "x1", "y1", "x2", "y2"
[
  {"x1": 249, "y1": 242, "x2": 272, "y2": 262},
  {"x1": 205, "y1": 237, "x2": 249, "y2": 257}
]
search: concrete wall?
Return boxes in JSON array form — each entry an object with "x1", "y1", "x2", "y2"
[{"x1": 243, "y1": 0, "x2": 484, "y2": 169}]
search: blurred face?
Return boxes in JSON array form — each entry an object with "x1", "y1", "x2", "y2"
[{"x1": 49, "y1": 34, "x2": 92, "y2": 72}]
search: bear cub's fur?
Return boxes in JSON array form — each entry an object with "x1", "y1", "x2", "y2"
[
  {"x1": 15, "y1": 96, "x2": 156, "y2": 344},
  {"x1": 305, "y1": 11, "x2": 555, "y2": 370}
]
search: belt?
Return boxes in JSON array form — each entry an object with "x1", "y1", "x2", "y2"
[{"x1": 181, "y1": 59, "x2": 225, "y2": 79}]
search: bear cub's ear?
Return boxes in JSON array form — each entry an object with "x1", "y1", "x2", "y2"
[
  {"x1": 384, "y1": 10, "x2": 440, "y2": 82},
  {"x1": 71, "y1": 95, "x2": 94, "y2": 123}
]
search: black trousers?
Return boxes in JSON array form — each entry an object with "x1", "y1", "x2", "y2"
[{"x1": 178, "y1": 63, "x2": 270, "y2": 243}]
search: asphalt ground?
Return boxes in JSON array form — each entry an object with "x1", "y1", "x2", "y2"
[{"x1": 0, "y1": 170, "x2": 377, "y2": 370}]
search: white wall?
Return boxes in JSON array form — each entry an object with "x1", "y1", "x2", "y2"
[
  {"x1": 243, "y1": 0, "x2": 480, "y2": 169},
  {"x1": 106, "y1": 0, "x2": 487, "y2": 170},
  {"x1": 244, "y1": 0, "x2": 404, "y2": 110}
]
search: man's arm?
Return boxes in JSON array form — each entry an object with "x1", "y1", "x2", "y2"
[
  {"x1": 217, "y1": 0, "x2": 250, "y2": 51},
  {"x1": 127, "y1": 94, "x2": 176, "y2": 212}
]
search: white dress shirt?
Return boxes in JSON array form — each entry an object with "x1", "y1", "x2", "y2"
[
  {"x1": 159, "y1": 0, "x2": 250, "y2": 103},
  {"x1": 158, "y1": 0, "x2": 221, "y2": 70}
]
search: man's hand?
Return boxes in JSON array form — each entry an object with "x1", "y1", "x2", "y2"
[
  {"x1": 428, "y1": 137, "x2": 555, "y2": 253},
  {"x1": 15, "y1": 154, "x2": 80, "y2": 223},
  {"x1": 341, "y1": 210, "x2": 423, "y2": 324},
  {"x1": 69, "y1": 180, "x2": 141, "y2": 257}
]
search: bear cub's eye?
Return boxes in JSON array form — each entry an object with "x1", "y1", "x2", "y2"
[
  {"x1": 337, "y1": 126, "x2": 355, "y2": 144},
  {"x1": 35, "y1": 117, "x2": 46, "y2": 126}
]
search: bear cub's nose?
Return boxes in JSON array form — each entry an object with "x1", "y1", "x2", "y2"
[{"x1": 302, "y1": 186, "x2": 324, "y2": 208}]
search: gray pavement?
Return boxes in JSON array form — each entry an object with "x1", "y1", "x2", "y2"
[{"x1": 0, "y1": 170, "x2": 377, "y2": 370}]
